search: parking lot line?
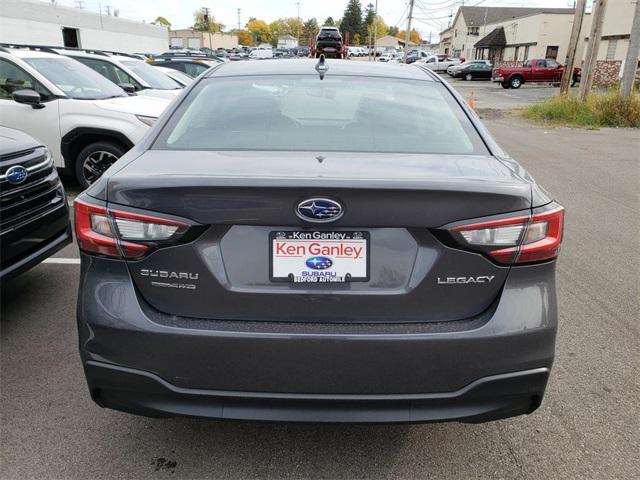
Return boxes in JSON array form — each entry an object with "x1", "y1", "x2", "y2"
[{"x1": 42, "y1": 258, "x2": 81, "y2": 264}]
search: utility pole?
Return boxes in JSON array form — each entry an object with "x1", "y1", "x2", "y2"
[
  {"x1": 74, "y1": 0, "x2": 84, "y2": 8},
  {"x1": 403, "y1": 0, "x2": 415, "y2": 63},
  {"x1": 237, "y1": 8, "x2": 241, "y2": 31},
  {"x1": 295, "y1": 1, "x2": 301, "y2": 20},
  {"x1": 372, "y1": 0, "x2": 379, "y2": 61},
  {"x1": 578, "y1": 0, "x2": 608, "y2": 101},
  {"x1": 560, "y1": 0, "x2": 586, "y2": 94},
  {"x1": 620, "y1": 0, "x2": 640, "y2": 98}
]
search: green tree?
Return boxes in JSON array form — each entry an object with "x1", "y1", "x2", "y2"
[
  {"x1": 323, "y1": 16, "x2": 335, "y2": 26},
  {"x1": 388, "y1": 26, "x2": 399, "y2": 37},
  {"x1": 153, "y1": 16, "x2": 171, "y2": 27},
  {"x1": 193, "y1": 8, "x2": 223, "y2": 32},
  {"x1": 302, "y1": 18, "x2": 319, "y2": 45},
  {"x1": 362, "y1": 3, "x2": 376, "y2": 41},
  {"x1": 368, "y1": 15, "x2": 387, "y2": 38},
  {"x1": 340, "y1": 0, "x2": 363, "y2": 45}
]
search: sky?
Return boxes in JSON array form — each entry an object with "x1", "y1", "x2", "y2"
[{"x1": 44, "y1": 0, "x2": 581, "y2": 39}]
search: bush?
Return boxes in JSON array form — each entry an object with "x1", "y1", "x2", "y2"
[{"x1": 522, "y1": 90, "x2": 640, "y2": 128}]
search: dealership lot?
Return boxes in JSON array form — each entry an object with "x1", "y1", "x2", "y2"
[{"x1": 2, "y1": 110, "x2": 638, "y2": 478}]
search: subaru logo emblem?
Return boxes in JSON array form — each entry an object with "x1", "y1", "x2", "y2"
[
  {"x1": 5, "y1": 165, "x2": 28, "y2": 185},
  {"x1": 306, "y1": 256, "x2": 333, "y2": 270},
  {"x1": 296, "y1": 198, "x2": 343, "y2": 223}
]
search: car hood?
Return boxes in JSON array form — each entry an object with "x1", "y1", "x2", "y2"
[
  {"x1": 93, "y1": 95, "x2": 170, "y2": 117},
  {"x1": 0, "y1": 126, "x2": 41, "y2": 157}
]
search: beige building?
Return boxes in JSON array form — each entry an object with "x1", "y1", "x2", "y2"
[
  {"x1": 169, "y1": 29, "x2": 238, "y2": 50},
  {"x1": 474, "y1": 9, "x2": 577, "y2": 64},
  {"x1": 439, "y1": 6, "x2": 575, "y2": 61},
  {"x1": 580, "y1": 0, "x2": 639, "y2": 62},
  {"x1": 375, "y1": 35, "x2": 416, "y2": 49}
]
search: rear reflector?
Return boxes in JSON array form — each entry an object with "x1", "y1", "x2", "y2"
[
  {"x1": 450, "y1": 206, "x2": 564, "y2": 265},
  {"x1": 74, "y1": 199, "x2": 188, "y2": 259}
]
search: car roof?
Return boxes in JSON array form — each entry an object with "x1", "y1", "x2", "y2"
[{"x1": 207, "y1": 59, "x2": 436, "y2": 81}]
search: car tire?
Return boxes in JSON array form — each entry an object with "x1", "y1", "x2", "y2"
[
  {"x1": 571, "y1": 77, "x2": 579, "y2": 87},
  {"x1": 75, "y1": 141, "x2": 125, "y2": 189},
  {"x1": 501, "y1": 82, "x2": 510, "y2": 89},
  {"x1": 464, "y1": 73, "x2": 473, "y2": 81},
  {"x1": 509, "y1": 76, "x2": 523, "y2": 89}
]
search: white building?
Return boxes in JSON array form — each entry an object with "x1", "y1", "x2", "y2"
[
  {"x1": 0, "y1": 0, "x2": 168, "y2": 54},
  {"x1": 277, "y1": 35, "x2": 298, "y2": 49},
  {"x1": 169, "y1": 30, "x2": 238, "y2": 50}
]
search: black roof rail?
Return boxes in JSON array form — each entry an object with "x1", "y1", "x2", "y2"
[{"x1": 0, "y1": 43, "x2": 60, "y2": 55}]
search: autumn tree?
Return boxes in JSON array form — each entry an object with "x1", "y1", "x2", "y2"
[
  {"x1": 388, "y1": 26, "x2": 399, "y2": 37},
  {"x1": 153, "y1": 16, "x2": 171, "y2": 27},
  {"x1": 237, "y1": 30, "x2": 253, "y2": 46},
  {"x1": 397, "y1": 29, "x2": 421, "y2": 45},
  {"x1": 247, "y1": 18, "x2": 271, "y2": 44}
]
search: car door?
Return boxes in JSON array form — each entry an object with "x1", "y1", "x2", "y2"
[
  {"x1": 544, "y1": 59, "x2": 562, "y2": 81},
  {"x1": 532, "y1": 59, "x2": 548, "y2": 81},
  {"x1": 479, "y1": 63, "x2": 492, "y2": 79},
  {"x1": 0, "y1": 58, "x2": 63, "y2": 167}
]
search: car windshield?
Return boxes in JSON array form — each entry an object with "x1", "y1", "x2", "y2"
[
  {"x1": 156, "y1": 75, "x2": 486, "y2": 155},
  {"x1": 23, "y1": 57, "x2": 125, "y2": 99},
  {"x1": 120, "y1": 60, "x2": 181, "y2": 90}
]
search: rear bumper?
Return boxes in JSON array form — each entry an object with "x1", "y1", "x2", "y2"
[
  {"x1": 78, "y1": 257, "x2": 558, "y2": 423},
  {"x1": 85, "y1": 361, "x2": 549, "y2": 423}
]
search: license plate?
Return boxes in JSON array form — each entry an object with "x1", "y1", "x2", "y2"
[{"x1": 270, "y1": 231, "x2": 369, "y2": 283}]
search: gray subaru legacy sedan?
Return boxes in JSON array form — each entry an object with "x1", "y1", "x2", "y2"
[{"x1": 75, "y1": 59, "x2": 564, "y2": 423}]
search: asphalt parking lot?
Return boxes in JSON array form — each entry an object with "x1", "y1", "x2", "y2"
[{"x1": 2, "y1": 89, "x2": 639, "y2": 478}]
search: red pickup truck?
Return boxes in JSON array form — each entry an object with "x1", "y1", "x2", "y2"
[{"x1": 492, "y1": 58, "x2": 581, "y2": 89}]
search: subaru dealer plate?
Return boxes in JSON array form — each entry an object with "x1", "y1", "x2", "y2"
[{"x1": 270, "y1": 231, "x2": 369, "y2": 283}]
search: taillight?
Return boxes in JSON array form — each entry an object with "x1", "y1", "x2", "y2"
[
  {"x1": 74, "y1": 199, "x2": 190, "y2": 259},
  {"x1": 446, "y1": 205, "x2": 564, "y2": 265}
]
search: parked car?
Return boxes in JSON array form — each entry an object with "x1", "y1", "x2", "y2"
[
  {"x1": 75, "y1": 59, "x2": 564, "y2": 424},
  {"x1": 448, "y1": 60, "x2": 491, "y2": 76},
  {"x1": 493, "y1": 58, "x2": 581, "y2": 89},
  {"x1": 0, "y1": 45, "x2": 170, "y2": 187},
  {"x1": 452, "y1": 62, "x2": 494, "y2": 81},
  {"x1": 50, "y1": 47, "x2": 183, "y2": 99},
  {"x1": 405, "y1": 50, "x2": 429, "y2": 64},
  {"x1": 152, "y1": 66, "x2": 193, "y2": 86},
  {"x1": 150, "y1": 57, "x2": 220, "y2": 77},
  {"x1": 314, "y1": 26, "x2": 344, "y2": 59},
  {"x1": 418, "y1": 54, "x2": 462, "y2": 72},
  {"x1": 249, "y1": 48, "x2": 274, "y2": 60},
  {"x1": 0, "y1": 126, "x2": 71, "y2": 280}
]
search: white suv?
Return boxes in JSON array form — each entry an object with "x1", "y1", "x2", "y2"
[
  {"x1": 56, "y1": 49, "x2": 183, "y2": 100},
  {"x1": 0, "y1": 45, "x2": 170, "y2": 187}
]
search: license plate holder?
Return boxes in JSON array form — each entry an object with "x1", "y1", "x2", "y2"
[{"x1": 270, "y1": 230, "x2": 370, "y2": 283}]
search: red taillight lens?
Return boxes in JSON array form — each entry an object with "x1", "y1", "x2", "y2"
[
  {"x1": 449, "y1": 205, "x2": 564, "y2": 265},
  {"x1": 74, "y1": 199, "x2": 188, "y2": 259}
]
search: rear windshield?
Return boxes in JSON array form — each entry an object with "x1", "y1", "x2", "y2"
[
  {"x1": 155, "y1": 75, "x2": 487, "y2": 155},
  {"x1": 120, "y1": 60, "x2": 181, "y2": 90}
]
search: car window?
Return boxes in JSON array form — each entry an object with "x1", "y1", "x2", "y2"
[
  {"x1": 536, "y1": 60, "x2": 547, "y2": 68},
  {"x1": 156, "y1": 75, "x2": 488, "y2": 155},
  {"x1": 183, "y1": 62, "x2": 209, "y2": 77},
  {"x1": 523, "y1": 60, "x2": 532, "y2": 68},
  {"x1": 546, "y1": 59, "x2": 558, "y2": 68},
  {"x1": 120, "y1": 60, "x2": 181, "y2": 90},
  {"x1": 426, "y1": 57, "x2": 435, "y2": 63},
  {"x1": 21, "y1": 57, "x2": 125, "y2": 99},
  {"x1": 0, "y1": 58, "x2": 54, "y2": 101},
  {"x1": 74, "y1": 57, "x2": 142, "y2": 90}
]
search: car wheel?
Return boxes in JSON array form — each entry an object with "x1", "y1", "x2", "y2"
[
  {"x1": 571, "y1": 77, "x2": 579, "y2": 87},
  {"x1": 509, "y1": 76, "x2": 523, "y2": 89},
  {"x1": 501, "y1": 82, "x2": 510, "y2": 89},
  {"x1": 464, "y1": 73, "x2": 473, "y2": 81},
  {"x1": 75, "y1": 141, "x2": 125, "y2": 189}
]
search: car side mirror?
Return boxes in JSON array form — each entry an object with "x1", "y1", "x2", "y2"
[
  {"x1": 12, "y1": 89, "x2": 45, "y2": 109},
  {"x1": 118, "y1": 83, "x2": 136, "y2": 94}
]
